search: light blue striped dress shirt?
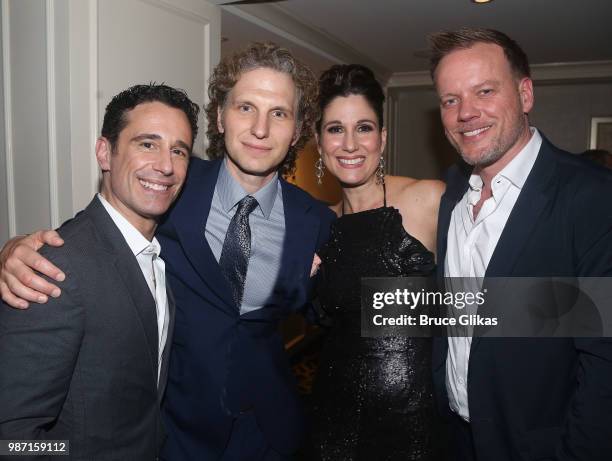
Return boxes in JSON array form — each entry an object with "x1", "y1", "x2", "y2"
[{"x1": 205, "y1": 159, "x2": 286, "y2": 314}]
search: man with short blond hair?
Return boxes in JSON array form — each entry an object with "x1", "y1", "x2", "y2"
[{"x1": 430, "y1": 27, "x2": 612, "y2": 460}]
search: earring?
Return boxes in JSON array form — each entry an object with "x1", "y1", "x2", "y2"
[
  {"x1": 315, "y1": 154, "x2": 324, "y2": 185},
  {"x1": 376, "y1": 156, "x2": 385, "y2": 185}
]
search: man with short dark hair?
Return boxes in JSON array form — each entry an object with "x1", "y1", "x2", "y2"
[
  {"x1": 430, "y1": 28, "x2": 612, "y2": 460},
  {"x1": 0, "y1": 84, "x2": 199, "y2": 459},
  {"x1": 0, "y1": 43, "x2": 335, "y2": 460}
]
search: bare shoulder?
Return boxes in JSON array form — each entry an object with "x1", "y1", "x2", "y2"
[
  {"x1": 385, "y1": 176, "x2": 442, "y2": 254},
  {"x1": 386, "y1": 176, "x2": 445, "y2": 209}
]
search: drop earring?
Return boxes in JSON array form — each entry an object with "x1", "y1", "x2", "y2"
[
  {"x1": 315, "y1": 154, "x2": 325, "y2": 185},
  {"x1": 376, "y1": 156, "x2": 385, "y2": 185}
]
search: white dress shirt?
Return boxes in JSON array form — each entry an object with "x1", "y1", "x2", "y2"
[
  {"x1": 97, "y1": 194, "x2": 169, "y2": 383},
  {"x1": 445, "y1": 128, "x2": 542, "y2": 421}
]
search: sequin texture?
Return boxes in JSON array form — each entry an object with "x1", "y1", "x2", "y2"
[{"x1": 310, "y1": 206, "x2": 440, "y2": 460}]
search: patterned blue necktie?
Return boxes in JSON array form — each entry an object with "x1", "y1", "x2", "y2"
[{"x1": 219, "y1": 195, "x2": 258, "y2": 310}]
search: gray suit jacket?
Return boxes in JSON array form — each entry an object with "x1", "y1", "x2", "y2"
[{"x1": 0, "y1": 197, "x2": 175, "y2": 460}]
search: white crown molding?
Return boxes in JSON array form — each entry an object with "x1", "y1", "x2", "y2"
[
  {"x1": 2, "y1": 0, "x2": 16, "y2": 236},
  {"x1": 142, "y1": 0, "x2": 221, "y2": 25},
  {"x1": 386, "y1": 60, "x2": 612, "y2": 88},
  {"x1": 386, "y1": 71, "x2": 432, "y2": 88},
  {"x1": 221, "y1": 3, "x2": 391, "y2": 81},
  {"x1": 530, "y1": 60, "x2": 612, "y2": 82}
]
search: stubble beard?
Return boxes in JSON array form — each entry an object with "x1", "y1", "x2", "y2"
[{"x1": 451, "y1": 113, "x2": 528, "y2": 168}]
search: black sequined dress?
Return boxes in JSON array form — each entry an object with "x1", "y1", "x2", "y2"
[{"x1": 310, "y1": 190, "x2": 438, "y2": 460}]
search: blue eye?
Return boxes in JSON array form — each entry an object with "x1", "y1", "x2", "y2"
[{"x1": 327, "y1": 125, "x2": 343, "y2": 134}]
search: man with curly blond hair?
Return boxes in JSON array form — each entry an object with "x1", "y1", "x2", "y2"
[{"x1": 0, "y1": 42, "x2": 336, "y2": 460}]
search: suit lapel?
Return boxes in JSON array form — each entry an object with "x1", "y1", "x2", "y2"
[
  {"x1": 484, "y1": 143, "x2": 556, "y2": 277},
  {"x1": 470, "y1": 139, "x2": 557, "y2": 354},
  {"x1": 169, "y1": 159, "x2": 235, "y2": 312},
  {"x1": 437, "y1": 195, "x2": 457, "y2": 274},
  {"x1": 158, "y1": 285, "x2": 175, "y2": 401},
  {"x1": 274, "y1": 180, "x2": 320, "y2": 311},
  {"x1": 435, "y1": 165, "x2": 470, "y2": 366},
  {"x1": 86, "y1": 198, "x2": 159, "y2": 388},
  {"x1": 166, "y1": 162, "x2": 321, "y2": 316},
  {"x1": 437, "y1": 164, "x2": 470, "y2": 272}
]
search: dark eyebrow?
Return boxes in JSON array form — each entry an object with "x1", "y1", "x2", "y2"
[
  {"x1": 131, "y1": 133, "x2": 192, "y2": 153},
  {"x1": 131, "y1": 133, "x2": 162, "y2": 143},
  {"x1": 356, "y1": 119, "x2": 377, "y2": 125},
  {"x1": 174, "y1": 140, "x2": 192, "y2": 153},
  {"x1": 323, "y1": 119, "x2": 377, "y2": 128}
]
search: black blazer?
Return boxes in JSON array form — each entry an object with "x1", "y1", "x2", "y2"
[
  {"x1": 433, "y1": 136, "x2": 612, "y2": 460},
  {"x1": 157, "y1": 158, "x2": 336, "y2": 460},
  {"x1": 0, "y1": 197, "x2": 174, "y2": 460}
]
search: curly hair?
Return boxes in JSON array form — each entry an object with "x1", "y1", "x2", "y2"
[
  {"x1": 206, "y1": 42, "x2": 318, "y2": 177},
  {"x1": 102, "y1": 83, "x2": 200, "y2": 152}
]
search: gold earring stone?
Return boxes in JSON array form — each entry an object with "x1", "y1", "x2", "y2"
[{"x1": 315, "y1": 155, "x2": 324, "y2": 185}]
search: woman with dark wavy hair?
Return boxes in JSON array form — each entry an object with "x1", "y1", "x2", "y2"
[{"x1": 310, "y1": 64, "x2": 445, "y2": 460}]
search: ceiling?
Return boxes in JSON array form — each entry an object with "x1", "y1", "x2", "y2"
[
  {"x1": 219, "y1": 0, "x2": 612, "y2": 81},
  {"x1": 221, "y1": 7, "x2": 338, "y2": 77}
]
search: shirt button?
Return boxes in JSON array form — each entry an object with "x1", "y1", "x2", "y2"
[{"x1": 458, "y1": 377, "x2": 465, "y2": 385}]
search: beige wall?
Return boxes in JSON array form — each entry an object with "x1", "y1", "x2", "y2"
[
  {"x1": 0, "y1": 2, "x2": 7, "y2": 245},
  {"x1": 530, "y1": 82, "x2": 612, "y2": 153},
  {"x1": 0, "y1": 0, "x2": 221, "y2": 246},
  {"x1": 387, "y1": 79, "x2": 612, "y2": 180},
  {"x1": 387, "y1": 86, "x2": 455, "y2": 180}
]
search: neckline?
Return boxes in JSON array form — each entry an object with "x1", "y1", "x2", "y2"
[
  {"x1": 336, "y1": 205, "x2": 397, "y2": 223},
  {"x1": 341, "y1": 182, "x2": 387, "y2": 217}
]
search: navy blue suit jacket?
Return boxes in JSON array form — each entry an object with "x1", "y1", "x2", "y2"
[
  {"x1": 156, "y1": 158, "x2": 335, "y2": 459},
  {"x1": 433, "y1": 136, "x2": 612, "y2": 460}
]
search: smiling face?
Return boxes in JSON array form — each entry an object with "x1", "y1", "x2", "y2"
[
  {"x1": 96, "y1": 101, "x2": 191, "y2": 238},
  {"x1": 217, "y1": 67, "x2": 298, "y2": 190},
  {"x1": 317, "y1": 94, "x2": 386, "y2": 187},
  {"x1": 434, "y1": 42, "x2": 534, "y2": 170}
]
